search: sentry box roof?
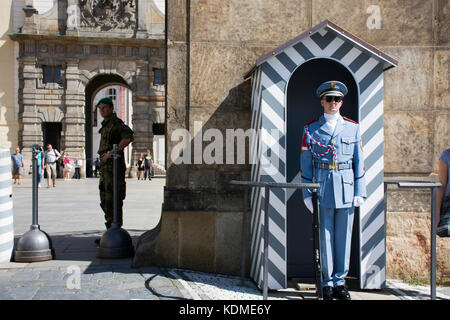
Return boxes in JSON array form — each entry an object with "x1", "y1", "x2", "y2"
[{"x1": 244, "y1": 19, "x2": 398, "y2": 80}]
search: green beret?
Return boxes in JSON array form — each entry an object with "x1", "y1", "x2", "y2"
[{"x1": 95, "y1": 97, "x2": 114, "y2": 108}]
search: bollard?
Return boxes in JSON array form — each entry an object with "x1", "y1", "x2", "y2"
[
  {"x1": 14, "y1": 144, "x2": 54, "y2": 262},
  {"x1": 97, "y1": 144, "x2": 134, "y2": 259},
  {"x1": 0, "y1": 148, "x2": 13, "y2": 262}
]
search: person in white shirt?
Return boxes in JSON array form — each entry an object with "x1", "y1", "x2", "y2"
[{"x1": 43, "y1": 144, "x2": 61, "y2": 188}]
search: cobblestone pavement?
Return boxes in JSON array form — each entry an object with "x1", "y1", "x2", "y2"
[
  {"x1": 2, "y1": 178, "x2": 449, "y2": 300},
  {"x1": 1, "y1": 258, "x2": 450, "y2": 300}
]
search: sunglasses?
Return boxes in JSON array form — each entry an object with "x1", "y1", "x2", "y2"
[{"x1": 325, "y1": 96, "x2": 343, "y2": 103}]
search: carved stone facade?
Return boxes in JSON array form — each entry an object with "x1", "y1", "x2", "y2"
[
  {"x1": 11, "y1": 0, "x2": 165, "y2": 176},
  {"x1": 79, "y1": 0, "x2": 136, "y2": 31}
]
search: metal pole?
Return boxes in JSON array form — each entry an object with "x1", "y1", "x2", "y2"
[
  {"x1": 263, "y1": 186, "x2": 270, "y2": 300},
  {"x1": 31, "y1": 146, "x2": 38, "y2": 227},
  {"x1": 312, "y1": 189, "x2": 322, "y2": 299},
  {"x1": 113, "y1": 144, "x2": 118, "y2": 227},
  {"x1": 430, "y1": 187, "x2": 437, "y2": 300},
  {"x1": 96, "y1": 144, "x2": 134, "y2": 259},
  {"x1": 14, "y1": 144, "x2": 53, "y2": 262},
  {"x1": 240, "y1": 185, "x2": 248, "y2": 284}
]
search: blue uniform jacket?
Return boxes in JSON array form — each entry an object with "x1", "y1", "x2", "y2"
[{"x1": 300, "y1": 115, "x2": 367, "y2": 208}]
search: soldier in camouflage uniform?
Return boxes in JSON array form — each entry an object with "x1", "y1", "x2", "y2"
[{"x1": 96, "y1": 97, "x2": 134, "y2": 230}]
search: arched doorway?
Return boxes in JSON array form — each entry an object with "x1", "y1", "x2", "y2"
[
  {"x1": 84, "y1": 74, "x2": 132, "y2": 177},
  {"x1": 286, "y1": 58, "x2": 360, "y2": 278}
]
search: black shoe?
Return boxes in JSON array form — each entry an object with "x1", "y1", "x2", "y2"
[
  {"x1": 322, "y1": 286, "x2": 334, "y2": 300},
  {"x1": 333, "y1": 285, "x2": 351, "y2": 300},
  {"x1": 94, "y1": 238, "x2": 101, "y2": 245}
]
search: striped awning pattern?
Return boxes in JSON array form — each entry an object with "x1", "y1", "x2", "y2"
[{"x1": 248, "y1": 20, "x2": 397, "y2": 290}]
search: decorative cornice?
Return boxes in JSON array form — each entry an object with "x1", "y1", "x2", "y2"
[{"x1": 9, "y1": 33, "x2": 164, "y2": 46}]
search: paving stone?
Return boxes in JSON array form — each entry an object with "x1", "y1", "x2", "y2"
[
  {"x1": 128, "y1": 288, "x2": 160, "y2": 300},
  {"x1": 150, "y1": 285, "x2": 184, "y2": 299},
  {"x1": 139, "y1": 266, "x2": 161, "y2": 275},
  {"x1": 33, "y1": 286, "x2": 78, "y2": 300},
  {"x1": 0, "y1": 290, "x2": 15, "y2": 300},
  {"x1": 77, "y1": 287, "x2": 131, "y2": 300},
  {"x1": 112, "y1": 265, "x2": 139, "y2": 272},
  {"x1": 146, "y1": 275, "x2": 174, "y2": 288},
  {"x1": 44, "y1": 279, "x2": 69, "y2": 287},
  {"x1": 118, "y1": 281, "x2": 145, "y2": 290},
  {"x1": 6, "y1": 286, "x2": 40, "y2": 299},
  {"x1": 114, "y1": 273, "x2": 144, "y2": 283},
  {"x1": 95, "y1": 278, "x2": 123, "y2": 287},
  {"x1": 15, "y1": 280, "x2": 49, "y2": 287},
  {"x1": 90, "y1": 272, "x2": 115, "y2": 281},
  {"x1": 38, "y1": 269, "x2": 65, "y2": 280},
  {"x1": 0, "y1": 272, "x2": 13, "y2": 281},
  {"x1": 12, "y1": 270, "x2": 40, "y2": 282},
  {"x1": 83, "y1": 265, "x2": 113, "y2": 274}
]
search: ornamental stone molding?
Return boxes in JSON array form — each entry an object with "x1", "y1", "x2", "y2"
[
  {"x1": 36, "y1": 107, "x2": 65, "y2": 123},
  {"x1": 79, "y1": 0, "x2": 136, "y2": 31}
]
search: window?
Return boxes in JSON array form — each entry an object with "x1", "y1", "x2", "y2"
[
  {"x1": 152, "y1": 123, "x2": 165, "y2": 135},
  {"x1": 108, "y1": 88, "x2": 117, "y2": 101},
  {"x1": 43, "y1": 66, "x2": 62, "y2": 84},
  {"x1": 153, "y1": 68, "x2": 166, "y2": 85}
]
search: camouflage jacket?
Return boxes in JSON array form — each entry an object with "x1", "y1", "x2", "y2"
[{"x1": 98, "y1": 113, "x2": 134, "y2": 169}]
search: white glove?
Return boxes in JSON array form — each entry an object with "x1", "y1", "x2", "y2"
[
  {"x1": 304, "y1": 197, "x2": 313, "y2": 213},
  {"x1": 353, "y1": 196, "x2": 365, "y2": 207}
]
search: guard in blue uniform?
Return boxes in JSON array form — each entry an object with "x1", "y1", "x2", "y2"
[{"x1": 300, "y1": 80, "x2": 367, "y2": 300}]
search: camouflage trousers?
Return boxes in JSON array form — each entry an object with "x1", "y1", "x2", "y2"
[{"x1": 99, "y1": 166, "x2": 126, "y2": 229}]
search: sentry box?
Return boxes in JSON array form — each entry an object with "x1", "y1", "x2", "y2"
[{"x1": 245, "y1": 20, "x2": 397, "y2": 290}]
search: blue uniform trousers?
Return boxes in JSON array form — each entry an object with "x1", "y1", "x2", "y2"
[{"x1": 319, "y1": 205, "x2": 354, "y2": 287}]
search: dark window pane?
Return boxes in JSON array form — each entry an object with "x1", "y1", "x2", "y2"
[
  {"x1": 43, "y1": 66, "x2": 62, "y2": 84},
  {"x1": 43, "y1": 66, "x2": 53, "y2": 83},
  {"x1": 154, "y1": 69, "x2": 162, "y2": 85},
  {"x1": 54, "y1": 67, "x2": 61, "y2": 84},
  {"x1": 152, "y1": 123, "x2": 165, "y2": 135}
]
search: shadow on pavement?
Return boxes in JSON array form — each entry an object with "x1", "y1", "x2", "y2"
[{"x1": 13, "y1": 229, "x2": 145, "y2": 266}]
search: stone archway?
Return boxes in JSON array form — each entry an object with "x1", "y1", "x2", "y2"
[{"x1": 83, "y1": 73, "x2": 132, "y2": 177}]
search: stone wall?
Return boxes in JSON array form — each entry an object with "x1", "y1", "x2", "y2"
[
  {"x1": 386, "y1": 186, "x2": 450, "y2": 279},
  {"x1": 140, "y1": 0, "x2": 450, "y2": 279},
  {"x1": 0, "y1": 0, "x2": 19, "y2": 152}
]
